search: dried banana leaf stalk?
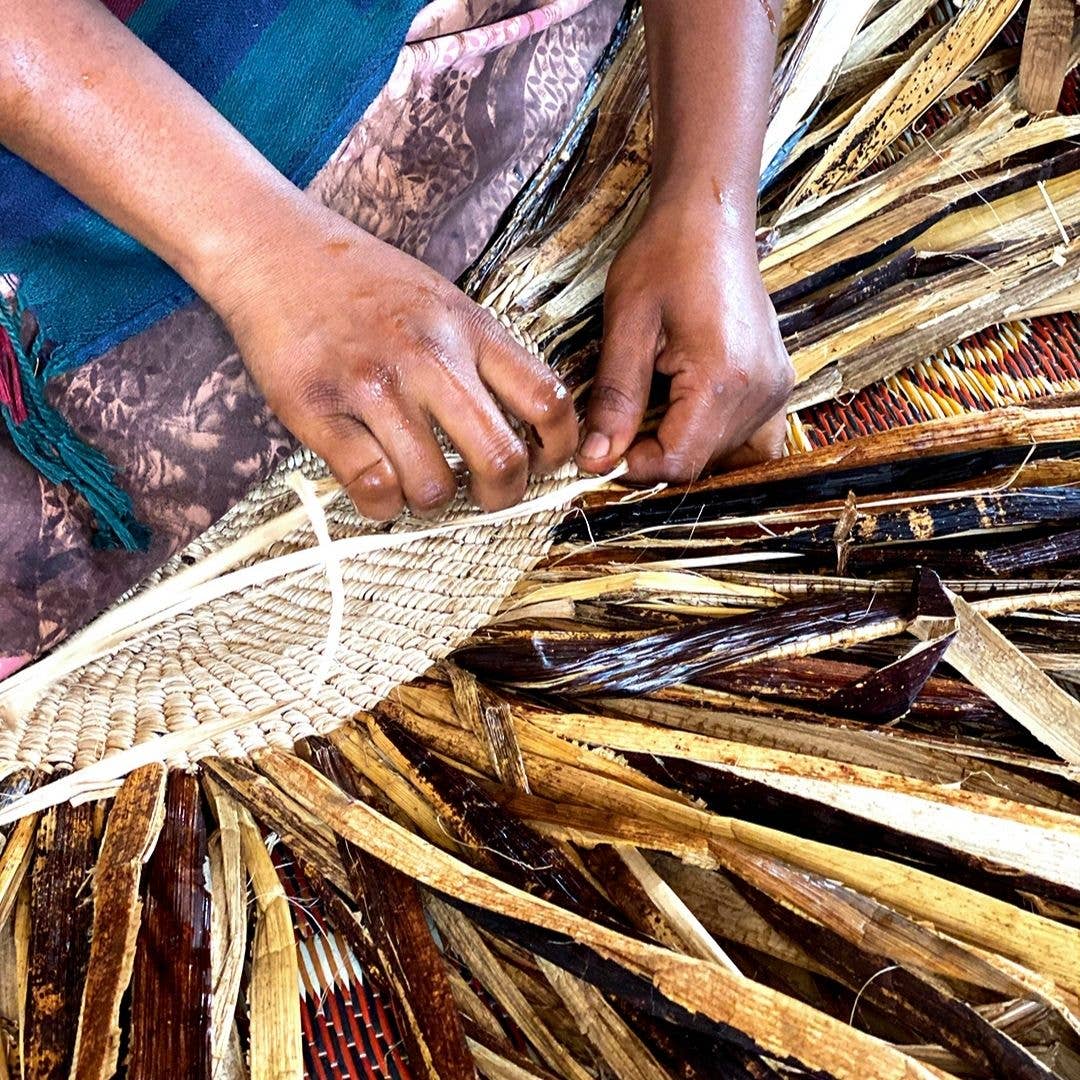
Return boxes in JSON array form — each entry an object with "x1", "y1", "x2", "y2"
[{"x1": 5, "y1": 7, "x2": 1080, "y2": 1080}]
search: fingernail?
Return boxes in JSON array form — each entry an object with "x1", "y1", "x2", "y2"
[{"x1": 579, "y1": 431, "x2": 610, "y2": 460}]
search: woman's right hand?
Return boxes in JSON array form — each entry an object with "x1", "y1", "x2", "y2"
[{"x1": 209, "y1": 199, "x2": 580, "y2": 521}]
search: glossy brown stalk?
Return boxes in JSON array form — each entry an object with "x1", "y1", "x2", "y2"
[
  {"x1": 128, "y1": 773, "x2": 211, "y2": 1080},
  {"x1": 456, "y1": 593, "x2": 908, "y2": 694},
  {"x1": 24, "y1": 797, "x2": 96, "y2": 1080},
  {"x1": 694, "y1": 654, "x2": 1011, "y2": 732}
]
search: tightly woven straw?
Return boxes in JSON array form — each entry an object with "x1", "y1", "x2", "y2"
[{"x1": 0, "y1": 447, "x2": 588, "y2": 775}]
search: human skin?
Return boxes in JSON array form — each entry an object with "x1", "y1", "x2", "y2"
[
  {"x1": 0, "y1": 0, "x2": 792, "y2": 520},
  {"x1": 576, "y1": 0, "x2": 794, "y2": 482}
]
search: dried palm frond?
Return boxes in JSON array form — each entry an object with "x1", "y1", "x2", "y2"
[{"x1": 2, "y1": 3, "x2": 1080, "y2": 1079}]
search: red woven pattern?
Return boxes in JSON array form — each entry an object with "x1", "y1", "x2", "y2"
[
  {"x1": 793, "y1": 313, "x2": 1080, "y2": 450},
  {"x1": 274, "y1": 852, "x2": 415, "y2": 1080},
  {"x1": 1059, "y1": 66, "x2": 1080, "y2": 113}
]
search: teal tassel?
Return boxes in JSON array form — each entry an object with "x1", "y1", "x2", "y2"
[{"x1": 0, "y1": 295, "x2": 150, "y2": 552}]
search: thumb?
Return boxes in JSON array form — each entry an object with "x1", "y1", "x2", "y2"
[
  {"x1": 715, "y1": 408, "x2": 790, "y2": 471},
  {"x1": 577, "y1": 301, "x2": 659, "y2": 474}
]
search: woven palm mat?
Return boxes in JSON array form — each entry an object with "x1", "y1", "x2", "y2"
[{"x1": 789, "y1": 312, "x2": 1080, "y2": 450}]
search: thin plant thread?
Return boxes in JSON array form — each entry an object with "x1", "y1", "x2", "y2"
[
  {"x1": 849, "y1": 965, "x2": 900, "y2": 1028},
  {"x1": 287, "y1": 472, "x2": 345, "y2": 692}
]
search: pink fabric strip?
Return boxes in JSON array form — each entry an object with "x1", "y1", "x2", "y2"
[
  {"x1": 402, "y1": 0, "x2": 601, "y2": 78},
  {"x1": 0, "y1": 655, "x2": 29, "y2": 680}
]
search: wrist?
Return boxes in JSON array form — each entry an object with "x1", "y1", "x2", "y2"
[
  {"x1": 644, "y1": 176, "x2": 758, "y2": 249},
  {"x1": 643, "y1": 166, "x2": 756, "y2": 219},
  {"x1": 177, "y1": 178, "x2": 319, "y2": 318}
]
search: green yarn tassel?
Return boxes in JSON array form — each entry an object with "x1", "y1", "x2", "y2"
[{"x1": 0, "y1": 295, "x2": 150, "y2": 552}]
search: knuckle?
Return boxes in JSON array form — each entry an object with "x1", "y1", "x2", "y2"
[
  {"x1": 351, "y1": 464, "x2": 393, "y2": 500},
  {"x1": 415, "y1": 333, "x2": 459, "y2": 375},
  {"x1": 482, "y1": 435, "x2": 528, "y2": 480},
  {"x1": 455, "y1": 298, "x2": 503, "y2": 344},
  {"x1": 658, "y1": 442, "x2": 704, "y2": 483},
  {"x1": 347, "y1": 466, "x2": 402, "y2": 521},
  {"x1": 345, "y1": 451, "x2": 394, "y2": 489},
  {"x1": 411, "y1": 477, "x2": 456, "y2": 513},
  {"x1": 666, "y1": 456, "x2": 704, "y2": 483},
  {"x1": 661, "y1": 457, "x2": 693, "y2": 483},
  {"x1": 395, "y1": 281, "x2": 445, "y2": 323},
  {"x1": 355, "y1": 361, "x2": 401, "y2": 406},
  {"x1": 765, "y1": 437, "x2": 786, "y2": 461},
  {"x1": 723, "y1": 360, "x2": 752, "y2": 393},
  {"x1": 604, "y1": 282, "x2": 644, "y2": 318},
  {"x1": 688, "y1": 382, "x2": 719, "y2": 414},
  {"x1": 590, "y1": 381, "x2": 639, "y2": 417},
  {"x1": 604, "y1": 255, "x2": 645, "y2": 300},
  {"x1": 773, "y1": 355, "x2": 796, "y2": 400},
  {"x1": 298, "y1": 375, "x2": 345, "y2": 416},
  {"x1": 529, "y1": 377, "x2": 573, "y2": 422}
]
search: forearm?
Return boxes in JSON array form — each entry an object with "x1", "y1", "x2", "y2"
[
  {"x1": 642, "y1": 0, "x2": 779, "y2": 224},
  {"x1": 0, "y1": 1, "x2": 582, "y2": 518},
  {"x1": 0, "y1": 0, "x2": 304, "y2": 309}
]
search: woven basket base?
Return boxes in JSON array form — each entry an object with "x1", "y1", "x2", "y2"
[{"x1": 2, "y1": 449, "x2": 578, "y2": 775}]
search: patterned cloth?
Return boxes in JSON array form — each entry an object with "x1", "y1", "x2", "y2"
[{"x1": 0, "y1": 0, "x2": 621, "y2": 671}]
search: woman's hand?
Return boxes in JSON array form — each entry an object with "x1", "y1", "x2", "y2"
[
  {"x1": 215, "y1": 200, "x2": 579, "y2": 520},
  {"x1": 0, "y1": 3, "x2": 580, "y2": 523},
  {"x1": 576, "y1": 200, "x2": 793, "y2": 483},
  {"x1": 577, "y1": 0, "x2": 787, "y2": 483}
]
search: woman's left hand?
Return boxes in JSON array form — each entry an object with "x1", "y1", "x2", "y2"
[{"x1": 576, "y1": 200, "x2": 794, "y2": 483}]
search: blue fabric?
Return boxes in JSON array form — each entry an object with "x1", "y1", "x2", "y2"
[{"x1": 0, "y1": 0, "x2": 424, "y2": 375}]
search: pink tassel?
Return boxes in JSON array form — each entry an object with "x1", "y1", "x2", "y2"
[{"x1": 0, "y1": 325, "x2": 27, "y2": 425}]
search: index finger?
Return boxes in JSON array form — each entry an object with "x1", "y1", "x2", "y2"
[
  {"x1": 625, "y1": 371, "x2": 760, "y2": 483},
  {"x1": 470, "y1": 310, "x2": 579, "y2": 475}
]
